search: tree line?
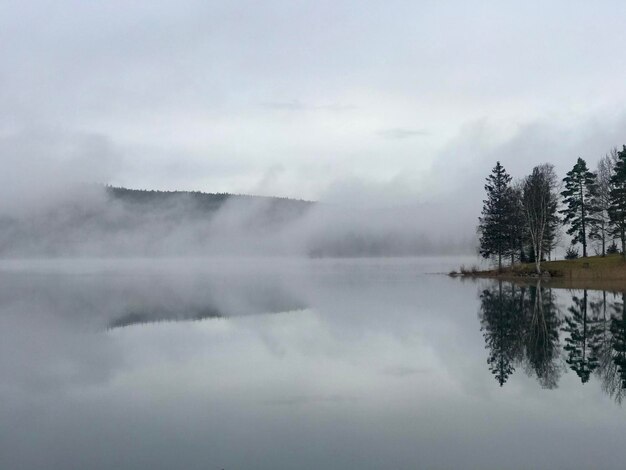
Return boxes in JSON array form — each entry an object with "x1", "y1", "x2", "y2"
[{"x1": 478, "y1": 146, "x2": 626, "y2": 272}]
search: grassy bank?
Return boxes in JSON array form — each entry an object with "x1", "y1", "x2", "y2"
[{"x1": 450, "y1": 253, "x2": 626, "y2": 286}]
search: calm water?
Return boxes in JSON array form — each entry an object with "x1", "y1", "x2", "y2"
[{"x1": 1, "y1": 257, "x2": 625, "y2": 469}]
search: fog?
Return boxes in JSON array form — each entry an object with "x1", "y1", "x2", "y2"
[
  {"x1": 5, "y1": 3, "x2": 626, "y2": 469},
  {"x1": 0, "y1": 127, "x2": 480, "y2": 258},
  {"x1": 2, "y1": 258, "x2": 625, "y2": 469},
  {"x1": 4, "y1": 112, "x2": 626, "y2": 258},
  {"x1": 0, "y1": 182, "x2": 475, "y2": 257},
  {"x1": 2, "y1": 1, "x2": 626, "y2": 259}
]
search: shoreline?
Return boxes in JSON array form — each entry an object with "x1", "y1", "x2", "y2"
[{"x1": 449, "y1": 254, "x2": 626, "y2": 292}]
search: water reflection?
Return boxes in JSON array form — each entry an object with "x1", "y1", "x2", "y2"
[
  {"x1": 479, "y1": 280, "x2": 626, "y2": 401},
  {"x1": 563, "y1": 290, "x2": 597, "y2": 383},
  {"x1": 4, "y1": 258, "x2": 626, "y2": 469},
  {"x1": 479, "y1": 281, "x2": 561, "y2": 388},
  {"x1": 107, "y1": 293, "x2": 306, "y2": 329}
]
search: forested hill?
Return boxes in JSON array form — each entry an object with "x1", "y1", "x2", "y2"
[
  {"x1": 0, "y1": 186, "x2": 316, "y2": 257},
  {"x1": 107, "y1": 186, "x2": 313, "y2": 206},
  {"x1": 106, "y1": 186, "x2": 314, "y2": 217},
  {"x1": 0, "y1": 185, "x2": 473, "y2": 257},
  {"x1": 103, "y1": 186, "x2": 316, "y2": 230}
]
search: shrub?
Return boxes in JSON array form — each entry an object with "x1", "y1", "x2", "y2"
[
  {"x1": 607, "y1": 241, "x2": 620, "y2": 255},
  {"x1": 565, "y1": 246, "x2": 579, "y2": 260}
]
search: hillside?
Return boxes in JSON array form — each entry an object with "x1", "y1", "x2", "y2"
[
  {"x1": 0, "y1": 186, "x2": 473, "y2": 258},
  {"x1": 106, "y1": 186, "x2": 314, "y2": 223},
  {"x1": 0, "y1": 186, "x2": 315, "y2": 257}
]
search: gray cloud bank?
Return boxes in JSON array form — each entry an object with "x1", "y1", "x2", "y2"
[
  {"x1": 3, "y1": 109, "x2": 626, "y2": 258},
  {"x1": 0, "y1": 186, "x2": 473, "y2": 258},
  {"x1": 3, "y1": 0, "x2": 626, "y2": 257},
  {"x1": 4, "y1": 1, "x2": 626, "y2": 200}
]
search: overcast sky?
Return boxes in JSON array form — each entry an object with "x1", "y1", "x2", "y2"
[{"x1": 3, "y1": 0, "x2": 626, "y2": 208}]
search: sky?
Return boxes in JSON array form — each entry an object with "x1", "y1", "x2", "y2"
[{"x1": 3, "y1": 0, "x2": 626, "y2": 211}]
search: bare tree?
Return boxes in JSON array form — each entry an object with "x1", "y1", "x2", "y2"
[
  {"x1": 521, "y1": 164, "x2": 560, "y2": 274},
  {"x1": 590, "y1": 153, "x2": 615, "y2": 256}
]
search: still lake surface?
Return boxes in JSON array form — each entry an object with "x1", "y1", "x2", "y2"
[{"x1": 1, "y1": 257, "x2": 625, "y2": 469}]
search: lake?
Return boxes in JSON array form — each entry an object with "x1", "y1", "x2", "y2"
[{"x1": 1, "y1": 257, "x2": 625, "y2": 469}]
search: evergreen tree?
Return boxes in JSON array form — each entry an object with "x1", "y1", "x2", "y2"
[
  {"x1": 508, "y1": 184, "x2": 527, "y2": 264},
  {"x1": 478, "y1": 162, "x2": 515, "y2": 271},
  {"x1": 543, "y1": 197, "x2": 562, "y2": 261},
  {"x1": 560, "y1": 158, "x2": 598, "y2": 258},
  {"x1": 609, "y1": 146, "x2": 626, "y2": 259}
]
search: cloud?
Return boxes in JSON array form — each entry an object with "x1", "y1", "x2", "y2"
[
  {"x1": 261, "y1": 100, "x2": 307, "y2": 111},
  {"x1": 0, "y1": 128, "x2": 121, "y2": 216},
  {"x1": 260, "y1": 100, "x2": 357, "y2": 111},
  {"x1": 262, "y1": 394, "x2": 359, "y2": 406},
  {"x1": 377, "y1": 128, "x2": 430, "y2": 139},
  {"x1": 2, "y1": 0, "x2": 626, "y2": 255}
]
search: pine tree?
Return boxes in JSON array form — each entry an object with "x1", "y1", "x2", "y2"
[
  {"x1": 478, "y1": 162, "x2": 514, "y2": 271},
  {"x1": 560, "y1": 158, "x2": 598, "y2": 258},
  {"x1": 508, "y1": 184, "x2": 527, "y2": 264},
  {"x1": 543, "y1": 197, "x2": 562, "y2": 261},
  {"x1": 608, "y1": 146, "x2": 626, "y2": 260}
]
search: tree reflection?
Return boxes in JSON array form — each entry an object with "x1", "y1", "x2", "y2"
[
  {"x1": 589, "y1": 292, "x2": 626, "y2": 403},
  {"x1": 609, "y1": 294, "x2": 626, "y2": 401},
  {"x1": 479, "y1": 282, "x2": 626, "y2": 402},
  {"x1": 480, "y1": 280, "x2": 561, "y2": 387},
  {"x1": 562, "y1": 290, "x2": 599, "y2": 383},
  {"x1": 479, "y1": 281, "x2": 524, "y2": 386},
  {"x1": 522, "y1": 282, "x2": 562, "y2": 388}
]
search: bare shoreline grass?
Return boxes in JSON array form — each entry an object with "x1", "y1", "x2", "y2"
[{"x1": 449, "y1": 253, "x2": 626, "y2": 290}]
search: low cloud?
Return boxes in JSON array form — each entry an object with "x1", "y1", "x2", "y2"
[
  {"x1": 0, "y1": 128, "x2": 121, "y2": 217},
  {"x1": 260, "y1": 100, "x2": 357, "y2": 112},
  {"x1": 377, "y1": 128, "x2": 430, "y2": 140}
]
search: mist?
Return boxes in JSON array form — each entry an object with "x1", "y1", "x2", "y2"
[
  {"x1": 0, "y1": 181, "x2": 475, "y2": 258},
  {"x1": 6, "y1": 3, "x2": 626, "y2": 469},
  {"x1": 3, "y1": 1, "x2": 626, "y2": 259},
  {"x1": 4, "y1": 110, "x2": 626, "y2": 258}
]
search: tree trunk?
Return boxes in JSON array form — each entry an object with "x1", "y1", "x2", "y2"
[
  {"x1": 534, "y1": 243, "x2": 541, "y2": 274},
  {"x1": 581, "y1": 183, "x2": 587, "y2": 258},
  {"x1": 534, "y1": 227, "x2": 543, "y2": 274}
]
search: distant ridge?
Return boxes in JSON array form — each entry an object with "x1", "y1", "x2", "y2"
[
  {"x1": 0, "y1": 185, "x2": 474, "y2": 257},
  {"x1": 106, "y1": 185, "x2": 314, "y2": 205},
  {"x1": 105, "y1": 185, "x2": 315, "y2": 227}
]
